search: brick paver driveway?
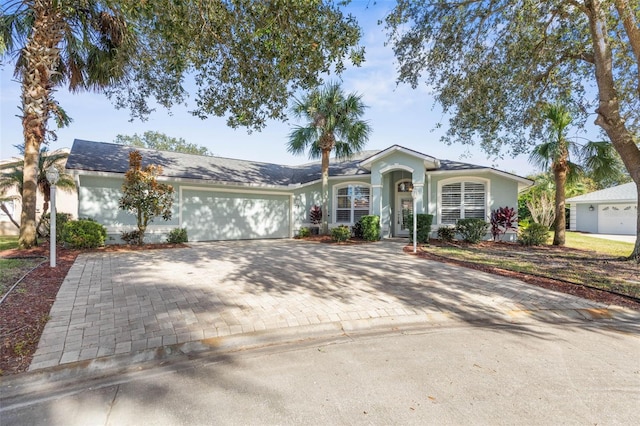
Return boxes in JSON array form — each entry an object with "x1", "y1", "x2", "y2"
[{"x1": 30, "y1": 239, "x2": 633, "y2": 370}]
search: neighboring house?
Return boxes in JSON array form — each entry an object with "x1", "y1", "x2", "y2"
[
  {"x1": 66, "y1": 139, "x2": 532, "y2": 243},
  {"x1": 567, "y1": 182, "x2": 638, "y2": 235},
  {"x1": 0, "y1": 149, "x2": 78, "y2": 236}
]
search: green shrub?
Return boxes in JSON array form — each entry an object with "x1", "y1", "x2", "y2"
[
  {"x1": 437, "y1": 226, "x2": 456, "y2": 242},
  {"x1": 121, "y1": 230, "x2": 143, "y2": 245},
  {"x1": 359, "y1": 215, "x2": 380, "y2": 241},
  {"x1": 167, "y1": 227, "x2": 188, "y2": 244},
  {"x1": 331, "y1": 225, "x2": 351, "y2": 243},
  {"x1": 40, "y1": 212, "x2": 72, "y2": 240},
  {"x1": 518, "y1": 222, "x2": 550, "y2": 246},
  {"x1": 297, "y1": 227, "x2": 311, "y2": 238},
  {"x1": 62, "y1": 218, "x2": 107, "y2": 249},
  {"x1": 407, "y1": 214, "x2": 433, "y2": 243},
  {"x1": 455, "y1": 218, "x2": 489, "y2": 244}
]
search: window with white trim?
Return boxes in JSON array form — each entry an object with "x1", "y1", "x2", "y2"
[
  {"x1": 335, "y1": 184, "x2": 370, "y2": 223},
  {"x1": 441, "y1": 181, "x2": 486, "y2": 224}
]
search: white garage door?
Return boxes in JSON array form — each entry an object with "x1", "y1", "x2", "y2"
[
  {"x1": 598, "y1": 204, "x2": 637, "y2": 235},
  {"x1": 181, "y1": 189, "x2": 290, "y2": 241}
]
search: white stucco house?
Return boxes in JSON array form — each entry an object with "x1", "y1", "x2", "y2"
[
  {"x1": 567, "y1": 182, "x2": 638, "y2": 235},
  {"x1": 0, "y1": 149, "x2": 78, "y2": 236},
  {"x1": 65, "y1": 139, "x2": 532, "y2": 243}
]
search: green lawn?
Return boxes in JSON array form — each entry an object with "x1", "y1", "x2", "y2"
[
  {"x1": 563, "y1": 232, "x2": 635, "y2": 258},
  {"x1": 0, "y1": 235, "x2": 19, "y2": 251}
]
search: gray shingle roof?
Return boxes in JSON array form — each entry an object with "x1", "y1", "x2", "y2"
[
  {"x1": 66, "y1": 139, "x2": 374, "y2": 186},
  {"x1": 66, "y1": 139, "x2": 526, "y2": 187},
  {"x1": 566, "y1": 182, "x2": 637, "y2": 203}
]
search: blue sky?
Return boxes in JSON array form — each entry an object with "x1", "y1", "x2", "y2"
[{"x1": 1, "y1": 1, "x2": 539, "y2": 175}]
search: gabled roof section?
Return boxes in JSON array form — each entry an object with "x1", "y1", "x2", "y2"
[
  {"x1": 66, "y1": 139, "x2": 372, "y2": 187},
  {"x1": 358, "y1": 145, "x2": 440, "y2": 170},
  {"x1": 566, "y1": 182, "x2": 637, "y2": 203}
]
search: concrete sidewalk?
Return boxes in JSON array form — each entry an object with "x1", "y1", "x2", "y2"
[
  {"x1": 29, "y1": 239, "x2": 640, "y2": 371},
  {"x1": 4, "y1": 322, "x2": 640, "y2": 425}
]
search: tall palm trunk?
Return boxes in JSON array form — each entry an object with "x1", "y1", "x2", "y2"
[
  {"x1": 18, "y1": 2, "x2": 65, "y2": 248},
  {"x1": 552, "y1": 161, "x2": 568, "y2": 246}
]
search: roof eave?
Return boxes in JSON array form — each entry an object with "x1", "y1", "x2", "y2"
[{"x1": 358, "y1": 145, "x2": 440, "y2": 170}]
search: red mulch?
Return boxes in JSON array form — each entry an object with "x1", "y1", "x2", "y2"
[{"x1": 403, "y1": 245, "x2": 640, "y2": 311}]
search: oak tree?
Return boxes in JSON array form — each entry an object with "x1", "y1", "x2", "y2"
[{"x1": 386, "y1": 0, "x2": 640, "y2": 260}]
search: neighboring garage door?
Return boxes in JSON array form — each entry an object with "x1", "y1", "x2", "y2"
[
  {"x1": 598, "y1": 204, "x2": 637, "y2": 235},
  {"x1": 181, "y1": 189, "x2": 290, "y2": 241}
]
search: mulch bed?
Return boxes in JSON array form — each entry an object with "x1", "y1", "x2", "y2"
[{"x1": 404, "y1": 245, "x2": 640, "y2": 311}]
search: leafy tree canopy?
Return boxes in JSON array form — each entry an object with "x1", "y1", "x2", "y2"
[
  {"x1": 115, "y1": 131, "x2": 212, "y2": 156},
  {"x1": 1, "y1": 0, "x2": 363, "y2": 248},
  {"x1": 386, "y1": 0, "x2": 640, "y2": 259},
  {"x1": 385, "y1": 0, "x2": 639, "y2": 158},
  {"x1": 105, "y1": 0, "x2": 365, "y2": 129}
]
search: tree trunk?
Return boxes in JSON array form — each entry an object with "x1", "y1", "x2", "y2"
[
  {"x1": 17, "y1": 2, "x2": 65, "y2": 248},
  {"x1": 0, "y1": 203, "x2": 21, "y2": 229},
  {"x1": 552, "y1": 162, "x2": 567, "y2": 246},
  {"x1": 586, "y1": 0, "x2": 640, "y2": 261},
  {"x1": 320, "y1": 148, "x2": 330, "y2": 235},
  {"x1": 19, "y1": 142, "x2": 40, "y2": 248}
]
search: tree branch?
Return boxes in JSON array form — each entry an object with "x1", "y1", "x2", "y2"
[{"x1": 614, "y1": 0, "x2": 640, "y2": 96}]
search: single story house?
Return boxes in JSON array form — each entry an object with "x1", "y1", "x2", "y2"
[
  {"x1": 65, "y1": 139, "x2": 532, "y2": 243},
  {"x1": 0, "y1": 149, "x2": 78, "y2": 236},
  {"x1": 567, "y1": 182, "x2": 638, "y2": 235}
]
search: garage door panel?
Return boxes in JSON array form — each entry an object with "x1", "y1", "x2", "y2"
[
  {"x1": 598, "y1": 204, "x2": 637, "y2": 235},
  {"x1": 182, "y1": 190, "x2": 290, "y2": 241}
]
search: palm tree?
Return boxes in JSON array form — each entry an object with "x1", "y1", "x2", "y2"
[
  {"x1": 1, "y1": 1, "x2": 133, "y2": 248},
  {"x1": 530, "y1": 103, "x2": 618, "y2": 246},
  {"x1": 287, "y1": 82, "x2": 371, "y2": 234},
  {"x1": 0, "y1": 148, "x2": 75, "y2": 236}
]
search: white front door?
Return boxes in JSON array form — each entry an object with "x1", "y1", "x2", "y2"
[{"x1": 395, "y1": 179, "x2": 414, "y2": 237}]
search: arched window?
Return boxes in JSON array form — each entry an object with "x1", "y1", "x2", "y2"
[
  {"x1": 440, "y1": 180, "x2": 487, "y2": 224},
  {"x1": 334, "y1": 183, "x2": 371, "y2": 224}
]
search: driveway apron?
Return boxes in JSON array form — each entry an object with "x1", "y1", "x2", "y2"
[{"x1": 29, "y1": 240, "x2": 636, "y2": 370}]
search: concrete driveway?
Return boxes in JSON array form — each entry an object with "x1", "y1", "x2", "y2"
[{"x1": 29, "y1": 239, "x2": 638, "y2": 371}]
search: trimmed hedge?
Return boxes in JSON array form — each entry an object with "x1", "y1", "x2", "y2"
[
  {"x1": 167, "y1": 227, "x2": 188, "y2": 244},
  {"x1": 518, "y1": 223, "x2": 550, "y2": 246},
  {"x1": 407, "y1": 214, "x2": 433, "y2": 243},
  {"x1": 331, "y1": 225, "x2": 351, "y2": 242},
  {"x1": 359, "y1": 215, "x2": 380, "y2": 241},
  {"x1": 62, "y1": 218, "x2": 107, "y2": 249},
  {"x1": 437, "y1": 226, "x2": 456, "y2": 242},
  {"x1": 297, "y1": 227, "x2": 311, "y2": 238},
  {"x1": 455, "y1": 218, "x2": 489, "y2": 244}
]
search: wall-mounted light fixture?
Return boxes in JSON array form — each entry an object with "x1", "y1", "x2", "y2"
[{"x1": 589, "y1": 205, "x2": 595, "y2": 211}]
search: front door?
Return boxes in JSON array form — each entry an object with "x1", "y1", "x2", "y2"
[{"x1": 395, "y1": 180, "x2": 414, "y2": 237}]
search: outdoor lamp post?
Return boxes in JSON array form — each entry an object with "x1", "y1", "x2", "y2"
[
  {"x1": 46, "y1": 165, "x2": 60, "y2": 268},
  {"x1": 411, "y1": 189, "x2": 418, "y2": 253}
]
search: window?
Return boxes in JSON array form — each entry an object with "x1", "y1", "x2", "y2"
[
  {"x1": 441, "y1": 181, "x2": 486, "y2": 225},
  {"x1": 335, "y1": 184, "x2": 370, "y2": 223}
]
